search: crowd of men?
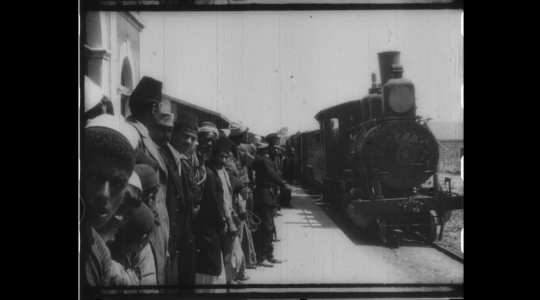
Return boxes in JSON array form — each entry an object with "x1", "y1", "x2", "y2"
[{"x1": 80, "y1": 76, "x2": 296, "y2": 295}]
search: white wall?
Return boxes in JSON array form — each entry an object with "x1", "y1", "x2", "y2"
[{"x1": 138, "y1": 10, "x2": 463, "y2": 136}]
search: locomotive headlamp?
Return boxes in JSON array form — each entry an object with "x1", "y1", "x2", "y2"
[{"x1": 388, "y1": 86, "x2": 414, "y2": 113}]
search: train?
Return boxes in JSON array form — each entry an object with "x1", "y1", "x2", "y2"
[{"x1": 287, "y1": 51, "x2": 463, "y2": 247}]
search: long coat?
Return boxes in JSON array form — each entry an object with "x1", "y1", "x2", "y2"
[
  {"x1": 253, "y1": 155, "x2": 287, "y2": 207},
  {"x1": 126, "y1": 116, "x2": 170, "y2": 287},
  {"x1": 159, "y1": 143, "x2": 197, "y2": 285},
  {"x1": 194, "y1": 165, "x2": 227, "y2": 276}
]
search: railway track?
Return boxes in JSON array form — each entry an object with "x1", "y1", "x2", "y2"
[{"x1": 432, "y1": 240, "x2": 463, "y2": 263}]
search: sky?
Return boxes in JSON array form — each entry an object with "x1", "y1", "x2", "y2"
[{"x1": 139, "y1": 9, "x2": 463, "y2": 137}]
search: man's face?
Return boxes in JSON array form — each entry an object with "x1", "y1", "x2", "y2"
[
  {"x1": 81, "y1": 152, "x2": 130, "y2": 229},
  {"x1": 187, "y1": 139, "x2": 198, "y2": 156},
  {"x1": 210, "y1": 151, "x2": 228, "y2": 169},
  {"x1": 171, "y1": 127, "x2": 198, "y2": 155},
  {"x1": 197, "y1": 133, "x2": 215, "y2": 160},
  {"x1": 269, "y1": 147, "x2": 280, "y2": 159},
  {"x1": 149, "y1": 124, "x2": 172, "y2": 147}
]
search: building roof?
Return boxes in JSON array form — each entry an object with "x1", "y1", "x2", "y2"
[
  {"x1": 163, "y1": 93, "x2": 231, "y2": 129},
  {"x1": 428, "y1": 121, "x2": 463, "y2": 140}
]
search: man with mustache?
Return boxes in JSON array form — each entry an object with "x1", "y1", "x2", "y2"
[{"x1": 125, "y1": 76, "x2": 170, "y2": 288}]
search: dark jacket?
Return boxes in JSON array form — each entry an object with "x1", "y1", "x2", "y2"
[
  {"x1": 194, "y1": 165, "x2": 227, "y2": 276},
  {"x1": 159, "y1": 144, "x2": 197, "y2": 285},
  {"x1": 253, "y1": 155, "x2": 288, "y2": 206},
  {"x1": 159, "y1": 145, "x2": 195, "y2": 256}
]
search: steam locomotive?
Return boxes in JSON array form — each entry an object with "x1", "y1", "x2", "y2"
[{"x1": 289, "y1": 51, "x2": 463, "y2": 247}]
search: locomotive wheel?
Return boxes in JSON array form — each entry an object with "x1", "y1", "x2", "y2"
[{"x1": 421, "y1": 210, "x2": 443, "y2": 244}]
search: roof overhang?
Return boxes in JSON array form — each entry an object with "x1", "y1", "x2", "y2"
[{"x1": 163, "y1": 94, "x2": 231, "y2": 129}]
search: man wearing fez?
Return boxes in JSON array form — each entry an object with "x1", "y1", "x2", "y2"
[
  {"x1": 160, "y1": 112, "x2": 200, "y2": 288},
  {"x1": 252, "y1": 134, "x2": 293, "y2": 267},
  {"x1": 80, "y1": 117, "x2": 136, "y2": 294},
  {"x1": 125, "y1": 76, "x2": 170, "y2": 288}
]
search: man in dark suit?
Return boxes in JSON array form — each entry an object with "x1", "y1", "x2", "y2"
[
  {"x1": 162, "y1": 112, "x2": 200, "y2": 289},
  {"x1": 252, "y1": 135, "x2": 293, "y2": 267},
  {"x1": 125, "y1": 76, "x2": 170, "y2": 288},
  {"x1": 194, "y1": 134, "x2": 229, "y2": 291}
]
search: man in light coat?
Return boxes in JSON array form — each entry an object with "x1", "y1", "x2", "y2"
[{"x1": 125, "y1": 76, "x2": 170, "y2": 288}]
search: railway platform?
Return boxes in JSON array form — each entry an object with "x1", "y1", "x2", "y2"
[{"x1": 232, "y1": 183, "x2": 463, "y2": 294}]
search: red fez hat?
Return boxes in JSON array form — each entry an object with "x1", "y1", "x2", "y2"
[
  {"x1": 175, "y1": 112, "x2": 199, "y2": 130},
  {"x1": 131, "y1": 76, "x2": 163, "y2": 102},
  {"x1": 212, "y1": 136, "x2": 234, "y2": 154}
]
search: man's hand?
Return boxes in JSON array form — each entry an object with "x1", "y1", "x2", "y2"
[
  {"x1": 193, "y1": 205, "x2": 200, "y2": 217},
  {"x1": 240, "y1": 187, "x2": 250, "y2": 200},
  {"x1": 283, "y1": 183, "x2": 294, "y2": 192}
]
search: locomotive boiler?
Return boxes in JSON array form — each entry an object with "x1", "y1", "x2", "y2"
[{"x1": 314, "y1": 51, "x2": 463, "y2": 246}]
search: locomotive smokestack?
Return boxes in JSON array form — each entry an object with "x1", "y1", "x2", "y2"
[{"x1": 378, "y1": 51, "x2": 401, "y2": 85}]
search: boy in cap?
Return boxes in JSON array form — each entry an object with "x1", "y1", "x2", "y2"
[
  {"x1": 209, "y1": 137, "x2": 248, "y2": 285},
  {"x1": 96, "y1": 172, "x2": 143, "y2": 245},
  {"x1": 108, "y1": 202, "x2": 156, "y2": 294},
  {"x1": 81, "y1": 118, "x2": 136, "y2": 295},
  {"x1": 125, "y1": 76, "x2": 170, "y2": 288},
  {"x1": 132, "y1": 164, "x2": 164, "y2": 292}
]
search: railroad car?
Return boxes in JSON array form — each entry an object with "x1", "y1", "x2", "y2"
[
  {"x1": 287, "y1": 130, "x2": 324, "y2": 189},
  {"x1": 307, "y1": 51, "x2": 463, "y2": 247}
]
